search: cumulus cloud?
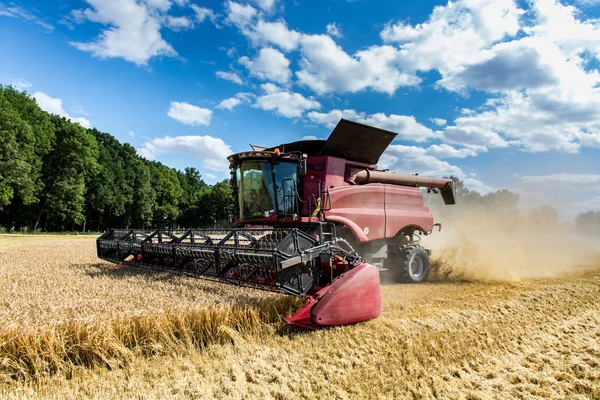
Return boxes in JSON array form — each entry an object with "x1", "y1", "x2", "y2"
[
  {"x1": 10, "y1": 79, "x2": 32, "y2": 91},
  {"x1": 255, "y1": 83, "x2": 321, "y2": 118},
  {"x1": 243, "y1": 20, "x2": 301, "y2": 52},
  {"x1": 217, "y1": 92, "x2": 255, "y2": 111},
  {"x1": 239, "y1": 47, "x2": 291, "y2": 84},
  {"x1": 137, "y1": 135, "x2": 232, "y2": 171},
  {"x1": 190, "y1": 5, "x2": 216, "y2": 23},
  {"x1": 326, "y1": 22, "x2": 342, "y2": 38},
  {"x1": 224, "y1": 1, "x2": 257, "y2": 28},
  {"x1": 165, "y1": 15, "x2": 193, "y2": 30},
  {"x1": 167, "y1": 101, "x2": 212, "y2": 126},
  {"x1": 69, "y1": 0, "x2": 178, "y2": 65},
  {"x1": 216, "y1": 70, "x2": 244, "y2": 85},
  {"x1": 426, "y1": 143, "x2": 478, "y2": 158},
  {"x1": 307, "y1": 109, "x2": 435, "y2": 142},
  {"x1": 297, "y1": 35, "x2": 420, "y2": 95},
  {"x1": 438, "y1": 38, "x2": 559, "y2": 92},
  {"x1": 33, "y1": 92, "x2": 92, "y2": 128},
  {"x1": 383, "y1": 0, "x2": 600, "y2": 154},
  {"x1": 380, "y1": 145, "x2": 465, "y2": 178},
  {"x1": 463, "y1": 178, "x2": 495, "y2": 194},
  {"x1": 249, "y1": 0, "x2": 277, "y2": 12},
  {"x1": 381, "y1": 0, "x2": 523, "y2": 75},
  {"x1": 429, "y1": 118, "x2": 446, "y2": 126}
]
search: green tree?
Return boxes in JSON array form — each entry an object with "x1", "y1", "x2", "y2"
[
  {"x1": 34, "y1": 116, "x2": 99, "y2": 230},
  {"x1": 86, "y1": 130, "x2": 133, "y2": 230},
  {"x1": 205, "y1": 180, "x2": 235, "y2": 226},
  {"x1": 574, "y1": 211, "x2": 600, "y2": 237},
  {"x1": 177, "y1": 167, "x2": 208, "y2": 228},
  {"x1": 149, "y1": 161, "x2": 183, "y2": 227},
  {"x1": 529, "y1": 205, "x2": 559, "y2": 230}
]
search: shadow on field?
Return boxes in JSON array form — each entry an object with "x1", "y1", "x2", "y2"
[{"x1": 81, "y1": 262, "x2": 282, "y2": 301}]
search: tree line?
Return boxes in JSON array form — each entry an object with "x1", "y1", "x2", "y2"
[
  {"x1": 0, "y1": 85, "x2": 233, "y2": 232},
  {"x1": 1, "y1": 84, "x2": 598, "y2": 235}
]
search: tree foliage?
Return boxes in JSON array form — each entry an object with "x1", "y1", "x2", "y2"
[
  {"x1": 574, "y1": 211, "x2": 600, "y2": 238},
  {"x1": 2, "y1": 84, "x2": 596, "y2": 233},
  {"x1": 0, "y1": 85, "x2": 235, "y2": 231}
]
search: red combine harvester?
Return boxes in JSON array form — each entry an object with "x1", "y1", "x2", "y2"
[{"x1": 97, "y1": 119, "x2": 456, "y2": 329}]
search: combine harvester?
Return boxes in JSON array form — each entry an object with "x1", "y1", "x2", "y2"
[{"x1": 97, "y1": 119, "x2": 455, "y2": 329}]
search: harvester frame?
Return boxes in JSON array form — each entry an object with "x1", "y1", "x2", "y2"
[{"x1": 97, "y1": 119, "x2": 456, "y2": 329}]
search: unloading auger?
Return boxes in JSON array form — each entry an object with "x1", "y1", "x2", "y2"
[{"x1": 97, "y1": 119, "x2": 455, "y2": 329}]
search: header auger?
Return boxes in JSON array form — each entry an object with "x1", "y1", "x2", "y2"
[{"x1": 97, "y1": 119, "x2": 455, "y2": 329}]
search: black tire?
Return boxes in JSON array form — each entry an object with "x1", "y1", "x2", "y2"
[{"x1": 387, "y1": 245, "x2": 430, "y2": 283}]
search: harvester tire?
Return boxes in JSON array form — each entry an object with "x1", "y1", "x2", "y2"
[{"x1": 391, "y1": 245, "x2": 430, "y2": 283}]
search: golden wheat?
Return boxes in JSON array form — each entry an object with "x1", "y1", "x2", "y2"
[{"x1": 1, "y1": 229, "x2": 599, "y2": 399}]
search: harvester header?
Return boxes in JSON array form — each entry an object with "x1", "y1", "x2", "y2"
[{"x1": 98, "y1": 119, "x2": 455, "y2": 329}]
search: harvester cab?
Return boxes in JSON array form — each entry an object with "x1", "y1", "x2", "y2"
[{"x1": 97, "y1": 119, "x2": 455, "y2": 329}]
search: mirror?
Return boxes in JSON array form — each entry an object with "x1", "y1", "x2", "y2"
[{"x1": 298, "y1": 159, "x2": 307, "y2": 176}]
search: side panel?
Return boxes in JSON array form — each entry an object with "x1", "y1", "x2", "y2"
[
  {"x1": 384, "y1": 185, "x2": 434, "y2": 237},
  {"x1": 324, "y1": 184, "x2": 386, "y2": 243}
]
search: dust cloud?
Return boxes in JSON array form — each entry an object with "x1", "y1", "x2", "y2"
[{"x1": 422, "y1": 209, "x2": 598, "y2": 282}]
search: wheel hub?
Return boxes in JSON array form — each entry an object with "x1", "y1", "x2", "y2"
[{"x1": 410, "y1": 256, "x2": 424, "y2": 278}]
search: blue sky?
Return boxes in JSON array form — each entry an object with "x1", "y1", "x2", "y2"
[{"x1": 1, "y1": 0, "x2": 600, "y2": 218}]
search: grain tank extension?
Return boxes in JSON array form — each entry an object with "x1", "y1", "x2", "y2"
[{"x1": 97, "y1": 119, "x2": 455, "y2": 329}]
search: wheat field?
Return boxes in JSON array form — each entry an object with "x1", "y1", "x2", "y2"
[{"x1": 0, "y1": 229, "x2": 599, "y2": 399}]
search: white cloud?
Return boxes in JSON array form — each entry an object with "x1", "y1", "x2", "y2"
[
  {"x1": 528, "y1": 0, "x2": 600, "y2": 60},
  {"x1": 519, "y1": 173, "x2": 600, "y2": 188},
  {"x1": 307, "y1": 109, "x2": 435, "y2": 142},
  {"x1": 164, "y1": 5, "x2": 216, "y2": 30},
  {"x1": 463, "y1": 178, "x2": 495, "y2": 194},
  {"x1": 224, "y1": 1, "x2": 257, "y2": 28},
  {"x1": 10, "y1": 79, "x2": 32, "y2": 91},
  {"x1": 129, "y1": 131, "x2": 135, "y2": 137},
  {"x1": 70, "y1": 0, "x2": 177, "y2": 65},
  {"x1": 326, "y1": 22, "x2": 342, "y2": 38},
  {"x1": 243, "y1": 20, "x2": 301, "y2": 52},
  {"x1": 380, "y1": 145, "x2": 465, "y2": 178},
  {"x1": 33, "y1": 92, "x2": 92, "y2": 128},
  {"x1": 137, "y1": 135, "x2": 232, "y2": 171},
  {"x1": 577, "y1": 196, "x2": 600, "y2": 211},
  {"x1": 255, "y1": 83, "x2": 321, "y2": 118},
  {"x1": 167, "y1": 101, "x2": 212, "y2": 126},
  {"x1": 426, "y1": 143, "x2": 478, "y2": 158},
  {"x1": 374, "y1": 0, "x2": 600, "y2": 154},
  {"x1": 301, "y1": 135, "x2": 320, "y2": 140},
  {"x1": 249, "y1": 0, "x2": 277, "y2": 12},
  {"x1": 239, "y1": 47, "x2": 291, "y2": 84},
  {"x1": 437, "y1": 37, "x2": 559, "y2": 93},
  {"x1": 429, "y1": 118, "x2": 446, "y2": 126},
  {"x1": 0, "y1": 3, "x2": 53, "y2": 31},
  {"x1": 297, "y1": 34, "x2": 420, "y2": 95},
  {"x1": 165, "y1": 15, "x2": 193, "y2": 30},
  {"x1": 381, "y1": 0, "x2": 523, "y2": 75},
  {"x1": 143, "y1": 0, "x2": 172, "y2": 12},
  {"x1": 216, "y1": 70, "x2": 244, "y2": 85},
  {"x1": 217, "y1": 92, "x2": 254, "y2": 111},
  {"x1": 442, "y1": 123, "x2": 508, "y2": 149},
  {"x1": 190, "y1": 5, "x2": 216, "y2": 23}
]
